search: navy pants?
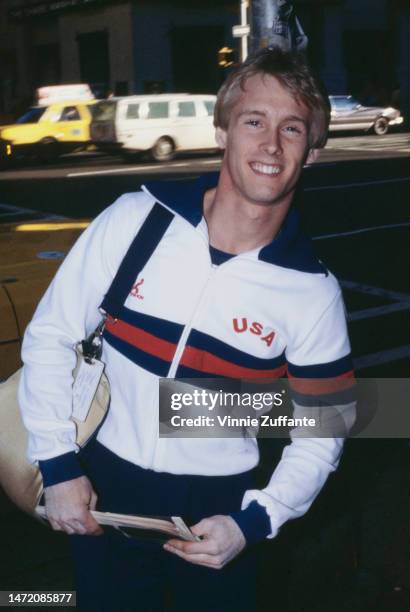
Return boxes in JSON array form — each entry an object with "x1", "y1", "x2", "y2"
[{"x1": 71, "y1": 440, "x2": 258, "y2": 612}]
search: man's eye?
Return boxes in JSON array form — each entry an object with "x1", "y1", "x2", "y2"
[
  {"x1": 284, "y1": 125, "x2": 303, "y2": 134},
  {"x1": 245, "y1": 119, "x2": 261, "y2": 127}
]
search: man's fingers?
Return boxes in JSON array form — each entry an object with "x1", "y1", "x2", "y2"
[
  {"x1": 48, "y1": 519, "x2": 63, "y2": 531},
  {"x1": 48, "y1": 509, "x2": 102, "y2": 536},
  {"x1": 165, "y1": 537, "x2": 217, "y2": 555},
  {"x1": 163, "y1": 545, "x2": 223, "y2": 569},
  {"x1": 89, "y1": 491, "x2": 98, "y2": 511},
  {"x1": 61, "y1": 522, "x2": 76, "y2": 535}
]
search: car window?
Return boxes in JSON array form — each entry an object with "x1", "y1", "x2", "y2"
[
  {"x1": 331, "y1": 98, "x2": 360, "y2": 111},
  {"x1": 126, "y1": 104, "x2": 140, "y2": 119},
  {"x1": 147, "y1": 102, "x2": 169, "y2": 119},
  {"x1": 91, "y1": 101, "x2": 117, "y2": 121},
  {"x1": 16, "y1": 107, "x2": 46, "y2": 124},
  {"x1": 204, "y1": 100, "x2": 215, "y2": 116},
  {"x1": 59, "y1": 106, "x2": 81, "y2": 121},
  {"x1": 177, "y1": 101, "x2": 196, "y2": 117}
]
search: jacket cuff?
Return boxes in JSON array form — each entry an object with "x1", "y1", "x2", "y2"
[
  {"x1": 39, "y1": 451, "x2": 85, "y2": 487},
  {"x1": 230, "y1": 500, "x2": 271, "y2": 545}
]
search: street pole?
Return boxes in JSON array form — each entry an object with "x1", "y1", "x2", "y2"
[
  {"x1": 240, "y1": 0, "x2": 249, "y2": 62},
  {"x1": 249, "y1": 0, "x2": 308, "y2": 54}
]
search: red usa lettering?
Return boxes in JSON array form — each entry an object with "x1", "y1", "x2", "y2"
[{"x1": 232, "y1": 318, "x2": 275, "y2": 347}]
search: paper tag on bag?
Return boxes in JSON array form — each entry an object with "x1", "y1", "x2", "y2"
[{"x1": 72, "y1": 359, "x2": 105, "y2": 422}]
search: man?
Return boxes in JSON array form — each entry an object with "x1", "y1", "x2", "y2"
[{"x1": 19, "y1": 48, "x2": 354, "y2": 611}]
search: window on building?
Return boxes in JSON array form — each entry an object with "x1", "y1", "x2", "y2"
[
  {"x1": 126, "y1": 104, "x2": 140, "y2": 119},
  {"x1": 147, "y1": 102, "x2": 169, "y2": 119},
  {"x1": 204, "y1": 100, "x2": 215, "y2": 116},
  {"x1": 59, "y1": 106, "x2": 81, "y2": 121},
  {"x1": 177, "y1": 101, "x2": 196, "y2": 117}
]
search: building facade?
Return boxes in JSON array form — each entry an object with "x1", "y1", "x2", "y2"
[{"x1": 1, "y1": 0, "x2": 409, "y2": 123}]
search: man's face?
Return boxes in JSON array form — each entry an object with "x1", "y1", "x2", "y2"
[{"x1": 216, "y1": 73, "x2": 317, "y2": 210}]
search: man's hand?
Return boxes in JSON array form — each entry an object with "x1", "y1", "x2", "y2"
[
  {"x1": 163, "y1": 515, "x2": 246, "y2": 569},
  {"x1": 44, "y1": 475, "x2": 103, "y2": 536}
]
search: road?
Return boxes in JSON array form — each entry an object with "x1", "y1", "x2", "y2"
[{"x1": 0, "y1": 132, "x2": 409, "y2": 183}]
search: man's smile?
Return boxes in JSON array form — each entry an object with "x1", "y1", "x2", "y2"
[{"x1": 249, "y1": 162, "x2": 282, "y2": 176}]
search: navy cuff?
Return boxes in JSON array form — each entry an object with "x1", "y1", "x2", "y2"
[
  {"x1": 230, "y1": 500, "x2": 271, "y2": 545},
  {"x1": 39, "y1": 451, "x2": 85, "y2": 488}
]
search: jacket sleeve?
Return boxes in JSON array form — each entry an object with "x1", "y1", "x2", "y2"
[
  {"x1": 241, "y1": 288, "x2": 356, "y2": 539},
  {"x1": 18, "y1": 194, "x2": 152, "y2": 472}
]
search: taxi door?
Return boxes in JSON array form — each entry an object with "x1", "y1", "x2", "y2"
[{"x1": 49, "y1": 104, "x2": 91, "y2": 144}]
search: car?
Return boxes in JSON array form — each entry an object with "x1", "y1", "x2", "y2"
[
  {"x1": 0, "y1": 95, "x2": 96, "y2": 165},
  {"x1": 0, "y1": 214, "x2": 89, "y2": 380},
  {"x1": 328, "y1": 95, "x2": 403, "y2": 135},
  {"x1": 90, "y1": 94, "x2": 218, "y2": 161}
]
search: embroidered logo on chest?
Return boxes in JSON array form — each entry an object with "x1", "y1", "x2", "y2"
[
  {"x1": 232, "y1": 318, "x2": 275, "y2": 347},
  {"x1": 130, "y1": 278, "x2": 144, "y2": 300}
]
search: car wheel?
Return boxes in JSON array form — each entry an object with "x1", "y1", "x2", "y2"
[
  {"x1": 38, "y1": 137, "x2": 60, "y2": 162},
  {"x1": 373, "y1": 117, "x2": 389, "y2": 136},
  {"x1": 151, "y1": 137, "x2": 175, "y2": 162}
]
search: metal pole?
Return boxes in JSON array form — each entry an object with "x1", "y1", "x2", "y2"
[
  {"x1": 250, "y1": 0, "x2": 308, "y2": 55},
  {"x1": 240, "y1": 0, "x2": 249, "y2": 62}
]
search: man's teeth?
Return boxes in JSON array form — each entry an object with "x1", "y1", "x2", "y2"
[{"x1": 251, "y1": 163, "x2": 281, "y2": 175}]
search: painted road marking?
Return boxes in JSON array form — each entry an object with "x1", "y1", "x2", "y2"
[
  {"x1": 354, "y1": 345, "x2": 410, "y2": 370},
  {"x1": 67, "y1": 164, "x2": 161, "y2": 177},
  {"x1": 0, "y1": 203, "x2": 66, "y2": 220},
  {"x1": 348, "y1": 302, "x2": 410, "y2": 322},
  {"x1": 305, "y1": 176, "x2": 410, "y2": 192},
  {"x1": 341, "y1": 280, "x2": 410, "y2": 303},
  {"x1": 343, "y1": 280, "x2": 410, "y2": 369},
  {"x1": 67, "y1": 158, "x2": 221, "y2": 177},
  {"x1": 313, "y1": 222, "x2": 410, "y2": 240}
]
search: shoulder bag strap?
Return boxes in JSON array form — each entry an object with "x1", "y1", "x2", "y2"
[{"x1": 100, "y1": 202, "x2": 174, "y2": 318}]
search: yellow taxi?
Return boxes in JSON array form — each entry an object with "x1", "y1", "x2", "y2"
[
  {"x1": 0, "y1": 217, "x2": 89, "y2": 380},
  {"x1": 0, "y1": 86, "x2": 97, "y2": 164}
]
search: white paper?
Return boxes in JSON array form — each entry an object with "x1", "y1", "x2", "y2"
[{"x1": 72, "y1": 359, "x2": 105, "y2": 422}]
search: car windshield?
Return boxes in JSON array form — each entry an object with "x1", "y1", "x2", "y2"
[
  {"x1": 16, "y1": 107, "x2": 47, "y2": 124},
  {"x1": 331, "y1": 97, "x2": 361, "y2": 111},
  {"x1": 91, "y1": 101, "x2": 117, "y2": 121}
]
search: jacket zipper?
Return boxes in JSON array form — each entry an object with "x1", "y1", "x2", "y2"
[{"x1": 167, "y1": 265, "x2": 218, "y2": 378}]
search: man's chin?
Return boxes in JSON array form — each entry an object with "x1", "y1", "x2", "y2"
[{"x1": 246, "y1": 189, "x2": 292, "y2": 208}]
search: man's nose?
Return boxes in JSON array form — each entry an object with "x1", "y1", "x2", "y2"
[{"x1": 261, "y1": 130, "x2": 282, "y2": 156}]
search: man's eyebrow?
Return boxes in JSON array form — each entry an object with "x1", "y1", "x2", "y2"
[
  {"x1": 237, "y1": 109, "x2": 267, "y2": 118},
  {"x1": 238, "y1": 109, "x2": 307, "y2": 124},
  {"x1": 282, "y1": 114, "x2": 308, "y2": 125}
]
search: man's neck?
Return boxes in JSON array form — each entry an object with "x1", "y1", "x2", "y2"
[{"x1": 203, "y1": 186, "x2": 293, "y2": 255}]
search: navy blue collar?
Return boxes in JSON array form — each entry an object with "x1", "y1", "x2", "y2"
[{"x1": 143, "y1": 173, "x2": 326, "y2": 274}]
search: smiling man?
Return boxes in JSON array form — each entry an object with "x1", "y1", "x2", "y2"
[{"x1": 19, "y1": 49, "x2": 354, "y2": 611}]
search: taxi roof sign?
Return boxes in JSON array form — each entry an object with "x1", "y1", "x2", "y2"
[{"x1": 36, "y1": 84, "x2": 94, "y2": 106}]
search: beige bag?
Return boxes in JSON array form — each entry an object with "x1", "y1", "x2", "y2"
[{"x1": 0, "y1": 350, "x2": 109, "y2": 516}]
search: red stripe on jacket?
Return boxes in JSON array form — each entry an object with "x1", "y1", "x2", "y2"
[
  {"x1": 105, "y1": 318, "x2": 177, "y2": 362},
  {"x1": 180, "y1": 345, "x2": 287, "y2": 379},
  {"x1": 288, "y1": 370, "x2": 355, "y2": 395}
]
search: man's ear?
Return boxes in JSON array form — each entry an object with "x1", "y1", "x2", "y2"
[
  {"x1": 215, "y1": 127, "x2": 227, "y2": 150},
  {"x1": 305, "y1": 148, "x2": 319, "y2": 165}
]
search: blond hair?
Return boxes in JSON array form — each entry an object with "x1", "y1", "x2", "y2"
[{"x1": 214, "y1": 48, "x2": 330, "y2": 149}]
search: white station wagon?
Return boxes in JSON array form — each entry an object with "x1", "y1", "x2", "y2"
[{"x1": 90, "y1": 93, "x2": 218, "y2": 161}]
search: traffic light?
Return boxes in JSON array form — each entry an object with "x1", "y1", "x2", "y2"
[{"x1": 218, "y1": 47, "x2": 235, "y2": 68}]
